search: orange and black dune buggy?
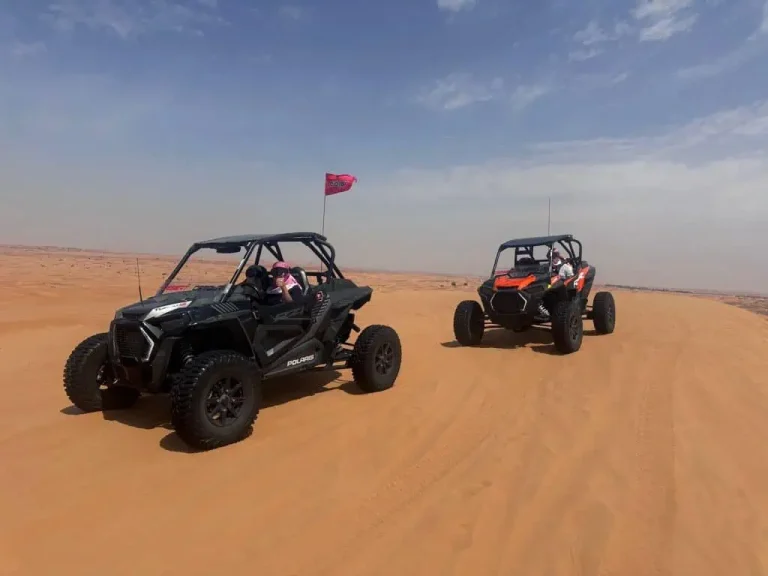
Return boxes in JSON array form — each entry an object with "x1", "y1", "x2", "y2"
[{"x1": 452, "y1": 234, "x2": 616, "y2": 354}]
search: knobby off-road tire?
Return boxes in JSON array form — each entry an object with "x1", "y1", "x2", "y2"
[
  {"x1": 170, "y1": 350, "x2": 262, "y2": 451},
  {"x1": 350, "y1": 325, "x2": 402, "y2": 393},
  {"x1": 63, "y1": 333, "x2": 140, "y2": 412},
  {"x1": 592, "y1": 291, "x2": 616, "y2": 334},
  {"x1": 551, "y1": 299, "x2": 584, "y2": 354},
  {"x1": 453, "y1": 300, "x2": 485, "y2": 346}
]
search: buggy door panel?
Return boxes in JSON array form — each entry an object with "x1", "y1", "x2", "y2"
[{"x1": 253, "y1": 302, "x2": 309, "y2": 360}]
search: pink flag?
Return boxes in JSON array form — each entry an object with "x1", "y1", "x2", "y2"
[{"x1": 325, "y1": 173, "x2": 358, "y2": 196}]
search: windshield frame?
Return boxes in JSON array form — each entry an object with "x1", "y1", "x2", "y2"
[
  {"x1": 490, "y1": 238, "x2": 583, "y2": 277},
  {"x1": 155, "y1": 235, "x2": 347, "y2": 303},
  {"x1": 155, "y1": 240, "x2": 258, "y2": 302}
]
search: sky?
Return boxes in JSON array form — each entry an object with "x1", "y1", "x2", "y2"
[{"x1": 1, "y1": 0, "x2": 768, "y2": 292}]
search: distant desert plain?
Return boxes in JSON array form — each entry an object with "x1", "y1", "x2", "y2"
[{"x1": 0, "y1": 244, "x2": 767, "y2": 576}]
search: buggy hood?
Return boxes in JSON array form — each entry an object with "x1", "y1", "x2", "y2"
[{"x1": 116, "y1": 288, "x2": 222, "y2": 321}]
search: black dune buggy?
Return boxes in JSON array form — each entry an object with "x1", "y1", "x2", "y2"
[
  {"x1": 63, "y1": 232, "x2": 402, "y2": 450},
  {"x1": 452, "y1": 234, "x2": 615, "y2": 354}
]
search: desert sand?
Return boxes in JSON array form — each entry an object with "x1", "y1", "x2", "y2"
[{"x1": 1, "y1": 246, "x2": 767, "y2": 576}]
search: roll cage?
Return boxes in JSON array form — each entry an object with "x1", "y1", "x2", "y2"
[
  {"x1": 490, "y1": 234, "x2": 583, "y2": 277},
  {"x1": 155, "y1": 232, "x2": 344, "y2": 302}
]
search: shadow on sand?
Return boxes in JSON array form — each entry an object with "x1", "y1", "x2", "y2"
[
  {"x1": 60, "y1": 369, "x2": 362, "y2": 453},
  {"x1": 441, "y1": 327, "x2": 599, "y2": 355}
]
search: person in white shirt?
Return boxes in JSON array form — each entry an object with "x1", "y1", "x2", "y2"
[
  {"x1": 550, "y1": 248, "x2": 574, "y2": 279},
  {"x1": 536, "y1": 248, "x2": 576, "y2": 319}
]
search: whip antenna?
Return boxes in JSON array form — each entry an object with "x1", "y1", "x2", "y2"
[{"x1": 136, "y1": 258, "x2": 144, "y2": 303}]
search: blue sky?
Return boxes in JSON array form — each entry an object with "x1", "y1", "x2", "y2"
[{"x1": 1, "y1": 0, "x2": 767, "y2": 291}]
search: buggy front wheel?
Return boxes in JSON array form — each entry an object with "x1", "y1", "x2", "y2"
[
  {"x1": 63, "y1": 333, "x2": 140, "y2": 412},
  {"x1": 551, "y1": 299, "x2": 584, "y2": 354},
  {"x1": 453, "y1": 300, "x2": 485, "y2": 346},
  {"x1": 350, "y1": 325, "x2": 402, "y2": 393},
  {"x1": 171, "y1": 350, "x2": 262, "y2": 451}
]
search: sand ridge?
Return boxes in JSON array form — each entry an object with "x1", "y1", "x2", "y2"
[{"x1": 0, "y1": 249, "x2": 767, "y2": 575}]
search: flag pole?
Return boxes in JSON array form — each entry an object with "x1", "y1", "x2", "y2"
[
  {"x1": 320, "y1": 190, "x2": 327, "y2": 274},
  {"x1": 321, "y1": 192, "x2": 327, "y2": 236}
]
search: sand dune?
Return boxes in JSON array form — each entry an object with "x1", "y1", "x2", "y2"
[{"x1": 1, "y1": 250, "x2": 767, "y2": 576}]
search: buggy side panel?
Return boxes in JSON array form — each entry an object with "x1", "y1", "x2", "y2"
[
  {"x1": 322, "y1": 304, "x2": 355, "y2": 344},
  {"x1": 264, "y1": 339, "x2": 325, "y2": 378},
  {"x1": 321, "y1": 278, "x2": 373, "y2": 310},
  {"x1": 186, "y1": 317, "x2": 256, "y2": 360},
  {"x1": 256, "y1": 290, "x2": 334, "y2": 372}
]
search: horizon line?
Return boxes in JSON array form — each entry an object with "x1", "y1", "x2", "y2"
[{"x1": 1, "y1": 242, "x2": 766, "y2": 299}]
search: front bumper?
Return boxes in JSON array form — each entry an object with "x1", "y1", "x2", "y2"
[
  {"x1": 481, "y1": 285, "x2": 545, "y2": 315},
  {"x1": 109, "y1": 319, "x2": 177, "y2": 392}
]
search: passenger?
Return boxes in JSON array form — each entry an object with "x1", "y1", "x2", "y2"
[
  {"x1": 265, "y1": 261, "x2": 304, "y2": 305},
  {"x1": 550, "y1": 249, "x2": 574, "y2": 279}
]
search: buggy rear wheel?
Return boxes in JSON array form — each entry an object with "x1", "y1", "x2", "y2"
[
  {"x1": 63, "y1": 333, "x2": 140, "y2": 412},
  {"x1": 592, "y1": 291, "x2": 616, "y2": 334},
  {"x1": 350, "y1": 325, "x2": 402, "y2": 393},
  {"x1": 453, "y1": 300, "x2": 485, "y2": 346},
  {"x1": 551, "y1": 299, "x2": 583, "y2": 354},
  {"x1": 171, "y1": 350, "x2": 262, "y2": 451}
]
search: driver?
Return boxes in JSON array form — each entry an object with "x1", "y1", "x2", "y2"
[
  {"x1": 550, "y1": 248, "x2": 575, "y2": 279},
  {"x1": 265, "y1": 261, "x2": 304, "y2": 305}
]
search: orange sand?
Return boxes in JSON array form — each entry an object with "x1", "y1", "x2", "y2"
[{"x1": 1, "y1": 247, "x2": 767, "y2": 575}]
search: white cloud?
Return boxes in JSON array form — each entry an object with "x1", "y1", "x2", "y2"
[
  {"x1": 509, "y1": 83, "x2": 551, "y2": 110},
  {"x1": 41, "y1": 0, "x2": 224, "y2": 38},
  {"x1": 638, "y1": 13, "x2": 697, "y2": 40},
  {"x1": 416, "y1": 73, "x2": 503, "y2": 110},
  {"x1": 677, "y1": 37, "x2": 764, "y2": 79},
  {"x1": 278, "y1": 5, "x2": 305, "y2": 20},
  {"x1": 9, "y1": 42, "x2": 47, "y2": 58},
  {"x1": 387, "y1": 101, "x2": 768, "y2": 205},
  {"x1": 676, "y1": 2, "x2": 768, "y2": 80},
  {"x1": 632, "y1": 0, "x2": 694, "y2": 19},
  {"x1": 611, "y1": 72, "x2": 630, "y2": 84},
  {"x1": 632, "y1": 0, "x2": 698, "y2": 41},
  {"x1": 574, "y1": 20, "x2": 631, "y2": 46},
  {"x1": 437, "y1": 0, "x2": 477, "y2": 13},
  {"x1": 416, "y1": 75, "x2": 551, "y2": 112},
  {"x1": 568, "y1": 48, "x2": 602, "y2": 62},
  {"x1": 574, "y1": 21, "x2": 605, "y2": 45},
  {"x1": 530, "y1": 100, "x2": 768, "y2": 160},
  {"x1": 568, "y1": 20, "x2": 630, "y2": 61}
]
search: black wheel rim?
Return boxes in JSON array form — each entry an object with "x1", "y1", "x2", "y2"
[
  {"x1": 607, "y1": 302, "x2": 615, "y2": 326},
  {"x1": 205, "y1": 377, "x2": 246, "y2": 427},
  {"x1": 569, "y1": 312, "x2": 581, "y2": 341},
  {"x1": 96, "y1": 364, "x2": 114, "y2": 391},
  {"x1": 374, "y1": 342, "x2": 395, "y2": 376}
]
